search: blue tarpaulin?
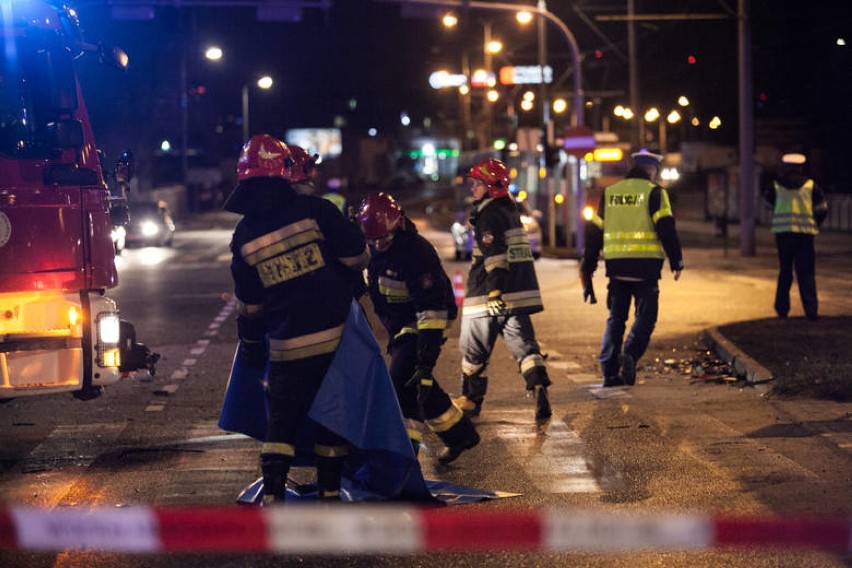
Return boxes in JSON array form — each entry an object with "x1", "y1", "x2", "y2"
[{"x1": 219, "y1": 300, "x2": 514, "y2": 504}]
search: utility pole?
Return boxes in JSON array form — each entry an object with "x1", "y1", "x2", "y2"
[{"x1": 738, "y1": 0, "x2": 755, "y2": 256}]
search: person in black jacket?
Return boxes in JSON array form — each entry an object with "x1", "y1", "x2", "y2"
[
  {"x1": 356, "y1": 193, "x2": 480, "y2": 465},
  {"x1": 581, "y1": 149, "x2": 683, "y2": 387},
  {"x1": 225, "y1": 134, "x2": 370, "y2": 504},
  {"x1": 454, "y1": 159, "x2": 552, "y2": 424}
]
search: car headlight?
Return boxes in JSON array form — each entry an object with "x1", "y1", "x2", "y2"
[
  {"x1": 96, "y1": 312, "x2": 121, "y2": 368},
  {"x1": 141, "y1": 220, "x2": 160, "y2": 237}
]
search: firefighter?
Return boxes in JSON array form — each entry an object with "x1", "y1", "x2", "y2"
[
  {"x1": 356, "y1": 193, "x2": 480, "y2": 464},
  {"x1": 224, "y1": 134, "x2": 370, "y2": 504},
  {"x1": 762, "y1": 152, "x2": 828, "y2": 321},
  {"x1": 580, "y1": 149, "x2": 684, "y2": 387},
  {"x1": 286, "y1": 144, "x2": 319, "y2": 195},
  {"x1": 454, "y1": 158, "x2": 552, "y2": 424}
]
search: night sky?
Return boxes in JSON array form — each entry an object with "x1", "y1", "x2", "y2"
[{"x1": 70, "y1": 0, "x2": 851, "y2": 189}]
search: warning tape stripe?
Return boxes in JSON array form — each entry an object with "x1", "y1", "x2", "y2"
[{"x1": 1, "y1": 506, "x2": 849, "y2": 554}]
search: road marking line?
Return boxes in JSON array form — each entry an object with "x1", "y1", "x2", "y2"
[
  {"x1": 170, "y1": 369, "x2": 188, "y2": 380},
  {"x1": 22, "y1": 423, "x2": 127, "y2": 472},
  {"x1": 181, "y1": 358, "x2": 197, "y2": 367},
  {"x1": 492, "y1": 410, "x2": 600, "y2": 494}
]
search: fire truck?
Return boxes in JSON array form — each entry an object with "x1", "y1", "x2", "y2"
[{"x1": 0, "y1": 0, "x2": 157, "y2": 400}]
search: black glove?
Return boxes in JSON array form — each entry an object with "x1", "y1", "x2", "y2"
[
  {"x1": 240, "y1": 340, "x2": 268, "y2": 370},
  {"x1": 405, "y1": 366, "x2": 434, "y2": 406},
  {"x1": 486, "y1": 292, "x2": 508, "y2": 316},
  {"x1": 580, "y1": 273, "x2": 597, "y2": 304}
]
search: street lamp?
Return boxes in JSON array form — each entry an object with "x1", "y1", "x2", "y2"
[{"x1": 241, "y1": 75, "x2": 274, "y2": 142}]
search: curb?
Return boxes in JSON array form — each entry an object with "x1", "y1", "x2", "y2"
[{"x1": 702, "y1": 327, "x2": 775, "y2": 386}]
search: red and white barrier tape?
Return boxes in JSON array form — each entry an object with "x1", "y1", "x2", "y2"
[{"x1": 0, "y1": 506, "x2": 849, "y2": 554}]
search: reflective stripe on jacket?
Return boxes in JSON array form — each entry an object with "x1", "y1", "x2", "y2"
[
  {"x1": 602, "y1": 178, "x2": 668, "y2": 260},
  {"x1": 771, "y1": 179, "x2": 818, "y2": 235}
]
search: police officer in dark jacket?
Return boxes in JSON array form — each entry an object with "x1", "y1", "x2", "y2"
[
  {"x1": 454, "y1": 159, "x2": 552, "y2": 424},
  {"x1": 356, "y1": 193, "x2": 480, "y2": 465},
  {"x1": 225, "y1": 134, "x2": 370, "y2": 503},
  {"x1": 762, "y1": 152, "x2": 828, "y2": 321},
  {"x1": 581, "y1": 149, "x2": 683, "y2": 387}
]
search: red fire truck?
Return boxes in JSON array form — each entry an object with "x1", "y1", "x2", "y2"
[{"x1": 0, "y1": 0, "x2": 157, "y2": 400}]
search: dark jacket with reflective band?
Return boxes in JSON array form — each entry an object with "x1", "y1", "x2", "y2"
[
  {"x1": 463, "y1": 195, "x2": 543, "y2": 318},
  {"x1": 230, "y1": 179, "x2": 370, "y2": 361},
  {"x1": 367, "y1": 222, "x2": 457, "y2": 370},
  {"x1": 582, "y1": 168, "x2": 683, "y2": 280},
  {"x1": 764, "y1": 172, "x2": 828, "y2": 235}
]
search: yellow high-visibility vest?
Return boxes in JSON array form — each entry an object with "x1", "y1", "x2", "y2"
[
  {"x1": 771, "y1": 179, "x2": 818, "y2": 235},
  {"x1": 602, "y1": 178, "x2": 669, "y2": 259}
]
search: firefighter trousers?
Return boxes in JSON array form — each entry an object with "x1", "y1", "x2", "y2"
[
  {"x1": 263, "y1": 352, "x2": 348, "y2": 501},
  {"x1": 387, "y1": 334, "x2": 475, "y2": 450},
  {"x1": 459, "y1": 312, "x2": 550, "y2": 392}
]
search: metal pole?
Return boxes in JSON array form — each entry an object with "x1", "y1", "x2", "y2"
[
  {"x1": 241, "y1": 84, "x2": 249, "y2": 142},
  {"x1": 628, "y1": 0, "x2": 641, "y2": 149},
  {"x1": 179, "y1": 14, "x2": 189, "y2": 190},
  {"x1": 738, "y1": 0, "x2": 755, "y2": 256}
]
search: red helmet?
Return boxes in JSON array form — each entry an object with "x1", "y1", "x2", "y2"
[
  {"x1": 468, "y1": 158, "x2": 511, "y2": 198},
  {"x1": 237, "y1": 134, "x2": 291, "y2": 181},
  {"x1": 356, "y1": 192, "x2": 402, "y2": 239},
  {"x1": 286, "y1": 145, "x2": 318, "y2": 183}
]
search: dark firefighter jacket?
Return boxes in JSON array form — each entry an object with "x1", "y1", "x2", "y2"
[
  {"x1": 228, "y1": 177, "x2": 370, "y2": 362},
  {"x1": 463, "y1": 195, "x2": 544, "y2": 318},
  {"x1": 582, "y1": 167, "x2": 684, "y2": 280},
  {"x1": 367, "y1": 220, "x2": 457, "y2": 370}
]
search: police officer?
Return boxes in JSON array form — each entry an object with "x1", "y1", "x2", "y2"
[
  {"x1": 763, "y1": 152, "x2": 828, "y2": 321},
  {"x1": 454, "y1": 158, "x2": 552, "y2": 423},
  {"x1": 356, "y1": 193, "x2": 480, "y2": 464},
  {"x1": 581, "y1": 149, "x2": 683, "y2": 387},
  {"x1": 224, "y1": 134, "x2": 370, "y2": 503}
]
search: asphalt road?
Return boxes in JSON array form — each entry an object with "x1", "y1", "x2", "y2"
[{"x1": 0, "y1": 203, "x2": 849, "y2": 567}]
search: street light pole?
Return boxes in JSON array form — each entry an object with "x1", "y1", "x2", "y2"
[
  {"x1": 241, "y1": 76, "x2": 274, "y2": 142},
  {"x1": 241, "y1": 84, "x2": 249, "y2": 142}
]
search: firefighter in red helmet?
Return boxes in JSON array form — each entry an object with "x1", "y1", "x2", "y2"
[
  {"x1": 224, "y1": 134, "x2": 370, "y2": 504},
  {"x1": 286, "y1": 144, "x2": 319, "y2": 195},
  {"x1": 357, "y1": 192, "x2": 480, "y2": 464},
  {"x1": 454, "y1": 158, "x2": 552, "y2": 424}
]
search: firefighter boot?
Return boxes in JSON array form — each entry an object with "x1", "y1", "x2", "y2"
[
  {"x1": 531, "y1": 385, "x2": 552, "y2": 423},
  {"x1": 453, "y1": 374, "x2": 487, "y2": 418},
  {"x1": 316, "y1": 455, "x2": 346, "y2": 503},
  {"x1": 261, "y1": 453, "x2": 292, "y2": 505},
  {"x1": 523, "y1": 366, "x2": 552, "y2": 423},
  {"x1": 436, "y1": 415, "x2": 480, "y2": 465}
]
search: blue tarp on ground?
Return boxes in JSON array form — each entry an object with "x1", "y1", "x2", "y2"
[{"x1": 219, "y1": 301, "x2": 435, "y2": 502}]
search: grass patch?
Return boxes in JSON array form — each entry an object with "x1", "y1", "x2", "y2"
[{"x1": 717, "y1": 316, "x2": 852, "y2": 401}]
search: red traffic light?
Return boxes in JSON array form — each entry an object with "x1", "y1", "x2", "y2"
[{"x1": 687, "y1": 55, "x2": 697, "y2": 65}]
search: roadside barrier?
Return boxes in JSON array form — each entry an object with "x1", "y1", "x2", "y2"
[{"x1": 1, "y1": 506, "x2": 849, "y2": 554}]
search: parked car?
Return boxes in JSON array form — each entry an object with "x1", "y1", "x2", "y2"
[
  {"x1": 125, "y1": 201, "x2": 175, "y2": 248},
  {"x1": 451, "y1": 200, "x2": 542, "y2": 261}
]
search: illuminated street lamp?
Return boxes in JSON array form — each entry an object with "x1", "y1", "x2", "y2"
[
  {"x1": 204, "y1": 45, "x2": 223, "y2": 61},
  {"x1": 242, "y1": 75, "x2": 274, "y2": 141}
]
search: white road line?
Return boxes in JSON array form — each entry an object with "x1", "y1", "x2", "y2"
[
  {"x1": 492, "y1": 410, "x2": 600, "y2": 494},
  {"x1": 22, "y1": 423, "x2": 127, "y2": 472}
]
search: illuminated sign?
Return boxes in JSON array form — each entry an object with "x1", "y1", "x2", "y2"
[
  {"x1": 285, "y1": 128, "x2": 342, "y2": 158},
  {"x1": 498, "y1": 65, "x2": 553, "y2": 85},
  {"x1": 593, "y1": 147, "x2": 624, "y2": 162},
  {"x1": 429, "y1": 71, "x2": 468, "y2": 89}
]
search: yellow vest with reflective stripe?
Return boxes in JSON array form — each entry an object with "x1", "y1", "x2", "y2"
[
  {"x1": 771, "y1": 180, "x2": 818, "y2": 235},
  {"x1": 603, "y1": 178, "x2": 665, "y2": 260}
]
